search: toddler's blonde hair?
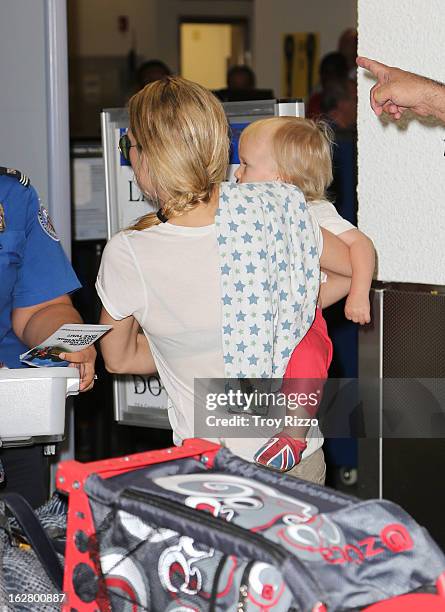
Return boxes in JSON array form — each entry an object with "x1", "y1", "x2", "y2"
[{"x1": 240, "y1": 116, "x2": 334, "y2": 202}]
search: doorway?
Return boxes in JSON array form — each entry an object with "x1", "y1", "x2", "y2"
[{"x1": 180, "y1": 20, "x2": 249, "y2": 90}]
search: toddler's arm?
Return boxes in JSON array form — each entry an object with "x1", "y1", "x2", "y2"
[{"x1": 338, "y1": 229, "x2": 375, "y2": 324}]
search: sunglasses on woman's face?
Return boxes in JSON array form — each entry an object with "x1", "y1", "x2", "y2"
[{"x1": 118, "y1": 133, "x2": 138, "y2": 162}]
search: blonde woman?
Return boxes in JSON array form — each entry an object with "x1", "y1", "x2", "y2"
[{"x1": 96, "y1": 76, "x2": 351, "y2": 484}]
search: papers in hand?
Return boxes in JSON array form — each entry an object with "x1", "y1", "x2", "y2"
[{"x1": 20, "y1": 324, "x2": 112, "y2": 368}]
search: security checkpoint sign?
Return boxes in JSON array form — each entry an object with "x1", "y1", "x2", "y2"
[
  {"x1": 116, "y1": 127, "x2": 153, "y2": 230},
  {"x1": 102, "y1": 110, "x2": 170, "y2": 428}
]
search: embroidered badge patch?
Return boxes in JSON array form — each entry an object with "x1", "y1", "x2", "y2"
[{"x1": 38, "y1": 204, "x2": 59, "y2": 241}]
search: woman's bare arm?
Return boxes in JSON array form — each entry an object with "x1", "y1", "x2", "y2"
[
  {"x1": 99, "y1": 308, "x2": 157, "y2": 375},
  {"x1": 319, "y1": 228, "x2": 352, "y2": 277},
  {"x1": 319, "y1": 273, "x2": 352, "y2": 309}
]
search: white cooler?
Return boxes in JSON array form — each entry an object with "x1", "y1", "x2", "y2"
[{"x1": 0, "y1": 367, "x2": 80, "y2": 447}]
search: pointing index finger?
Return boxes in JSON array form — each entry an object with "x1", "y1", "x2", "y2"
[{"x1": 356, "y1": 56, "x2": 388, "y2": 82}]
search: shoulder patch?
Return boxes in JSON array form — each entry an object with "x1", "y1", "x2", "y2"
[
  {"x1": 38, "y1": 203, "x2": 59, "y2": 241},
  {"x1": 0, "y1": 167, "x2": 30, "y2": 188}
]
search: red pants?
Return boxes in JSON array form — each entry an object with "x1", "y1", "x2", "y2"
[{"x1": 282, "y1": 308, "x2": 333, "y2": 417}]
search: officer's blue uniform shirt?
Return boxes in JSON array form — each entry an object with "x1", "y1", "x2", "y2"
[{"x1": 0, "y1": 172, "x2": 81, "y2": 368}]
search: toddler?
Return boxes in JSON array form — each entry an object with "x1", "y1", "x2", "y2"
[{"x1": 235, "y1": 117, "x2": 375, "y2": 475}]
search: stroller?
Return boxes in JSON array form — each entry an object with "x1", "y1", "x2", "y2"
[{"x1": 49, "y1": 438, "x2": 445, "y2": 612}]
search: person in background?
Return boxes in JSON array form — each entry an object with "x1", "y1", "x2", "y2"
[
  {"x1": 307, "y1": 52, "x2": 355, "y2": 119},
  {"x1": 214, "y1": 65, "x2": 274, "y2": 102},
  {"x1": 227, "y1": 65, "x2": 256, "y2": 90},
  {"x1": 338, "y1": 28, "x2": 358, "y2": 81},
  {"x1": 320, "y1": 82, "x2": 357, "y2": 130},
  {"x1": 0, "y1": 167, "x2": 96, "y2": 507},
  {"x1": 357, "y1": 56, "x2": 445, "y2": 122},
  {"x1": 136, "y1": 59, "x2": 171, "y2": 90}
]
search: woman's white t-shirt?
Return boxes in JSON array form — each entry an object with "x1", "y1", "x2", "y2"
[{"x1": 96, "y1": 220, "x2": 323, "y2": 462}]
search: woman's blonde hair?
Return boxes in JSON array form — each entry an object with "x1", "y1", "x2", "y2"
[
  {"x1": 128, "y1": 76, "x2": 229, "y2": 230},
  {"x1": 241, "y1": 117, "x2": 334, "y2": 201}
]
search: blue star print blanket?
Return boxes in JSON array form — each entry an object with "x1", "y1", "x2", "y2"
[{"x1": 215, "y1": 182, "x2": 320, "y2": 379}]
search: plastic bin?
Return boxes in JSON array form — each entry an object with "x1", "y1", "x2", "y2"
[{"x1": 0, "y1": 367, "x2": 79, "y2": 446}]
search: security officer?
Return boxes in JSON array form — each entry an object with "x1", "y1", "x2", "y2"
[{"x1": 0, "y1": 166, "x2": 96, "y2": 507}]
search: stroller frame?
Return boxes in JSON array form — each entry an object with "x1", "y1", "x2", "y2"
[{"x1": 57, "y1": 439, "x2": 220, "y2": 612}]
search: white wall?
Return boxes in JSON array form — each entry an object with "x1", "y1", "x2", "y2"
[
  {"x1": 68, "y1": 0, "x2": 252, "y2": 71},
  {"x1": 68, "y1": 0, "x2": 158, "y2": 60},
  {"x1": 68, "y1": 1, "x2": 357, "y2": 90},
  {"x1": 253, "y1": 0, "x2": 357, "y2": 96},
  {"x1": 0, "y1": 0, "x2": 71, "y2": 254},
  {"x1": 357, "y1": 0, "x2": 445, "y2": 285},
  {"x1": 0, "y1": 1, "x2": 49, "y2": 202}
]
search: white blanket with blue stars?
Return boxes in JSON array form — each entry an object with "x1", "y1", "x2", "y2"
[{"x1": 215, "y1": 182, "x2": 320, "y2": 379}]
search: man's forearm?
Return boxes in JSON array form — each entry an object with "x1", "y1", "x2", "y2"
[
  {"x1": 357, "y1": 57, "x2": 445, "y2": 122},
  {"x1": 21, "y1": 303, "x2": 82, "y2": 348},
  {"x1": 425, "y1": 80, "x2": 445, "y2": 122}
]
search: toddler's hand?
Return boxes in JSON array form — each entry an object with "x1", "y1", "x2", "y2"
[
  {"x1": 254, "y1": 433, "x2": 307, "y2": 473},
  {"x1": 344, "y1": 294, "x2": 371, "y2": 325}
]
